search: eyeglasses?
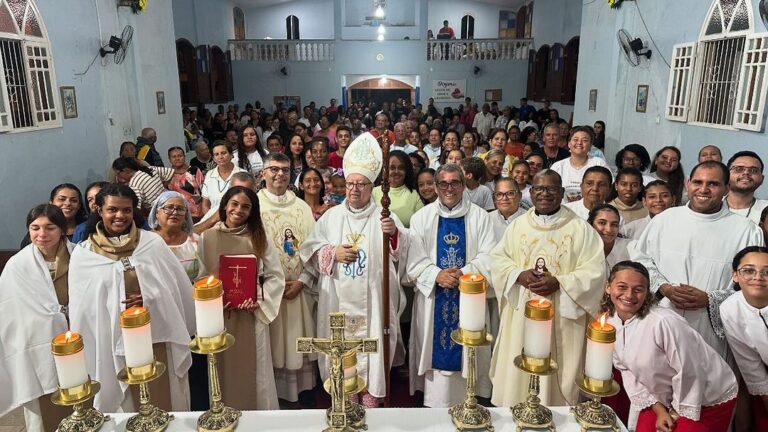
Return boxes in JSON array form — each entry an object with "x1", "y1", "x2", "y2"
[
  {"x1": 531, "y1": 186, "x2": 561, "y2": 194},
  {"x1": 436, "y1": 180, "x2": 463, "y2": 190},
  {"x1": 346, "y1": 182, "x2": 372, "y2": 190},
  {"x1": 160, "y1": 205, "x2": 187, "y2": 215},
  {"x1": 736, "y1": 267, "x2": 768, "y2": 280},
  {"x1": 493, "y1": 191, "x2": 519, "y2": 200},
  {"x1": 266, "y1": 166, "x2": 291, "y2": 175},
  {"x1": 730, "y1": 166, "x2": 762, "y2": 175}
]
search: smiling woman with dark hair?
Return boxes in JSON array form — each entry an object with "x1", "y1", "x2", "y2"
[
  {"x1": 0, "y1": 204, "x2": 74, "y2": 431},
  {"x1": 198, "y1": 185, "x2": 286, "y2": 410},
  {"x1": 67, "y1": 183, "x2": 195, "y2": 414},
  {"x1": 373, "y1": 150, "x2": 423, "y2": 228}
]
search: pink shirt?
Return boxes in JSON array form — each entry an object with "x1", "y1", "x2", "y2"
[{"x1": 609, "y1": 308, "x2": 737, "y2": 421}]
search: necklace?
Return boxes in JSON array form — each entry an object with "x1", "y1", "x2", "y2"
[
  {"x1": 726, "y1": 196, "x2": 756, "y2": 218},
  {"x1": 216, "y1": 167, "x2": 233, "y2": 192},
  {"x1": 345, "y1": 208, "x2": 371, "y2": 250}
]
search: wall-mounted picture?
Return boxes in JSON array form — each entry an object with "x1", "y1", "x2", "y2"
[
  {"x1": 485, "y1": 89, "x2": 502, "y2": 102},
  {"x1": 156, "y1": 91, "x2": 166, "y2": 114},
  {"x1": 588, "y1": 89, "x2": 597, "y2": 112},
  {"x1": 636, "y1": 85, "x2": 649, "y2": 113},
  {"x1": 60, "y1": 86, "x2": 77, "y2": 119}
]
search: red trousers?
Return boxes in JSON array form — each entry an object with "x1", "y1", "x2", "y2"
[{"x1": 636, "y1": 398, "x2": 736, "y2": 432}]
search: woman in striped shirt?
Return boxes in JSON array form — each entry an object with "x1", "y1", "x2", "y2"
[{"x1": 113, "y1": 157, "x2": 173, "y2": 215}]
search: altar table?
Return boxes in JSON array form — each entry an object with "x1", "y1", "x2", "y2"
[{"x1": 95, "y1": 406, "x2": 628, "y2": 431}]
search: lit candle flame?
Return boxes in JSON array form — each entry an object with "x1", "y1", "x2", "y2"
[
  {"x1": 64, "y1": 331, "x2": 72, "y2": 342},
  {"x1": 537, "y1": 298, "x2": 547, "y2": 306},
  {"x1": 133, "y1": 308, "x2": 142, "y2": 315},
  {"x1": 470, "y1": 274, "x2": 478, "y2": 281},
  {"x1": 206, "y1": 275, "x2": 215, "y2": 285},
  {"x1": 599, "y1": 312, "x2": 608, "y2": 329}
]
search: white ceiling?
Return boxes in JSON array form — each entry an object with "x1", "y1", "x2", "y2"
[{"x1": 234, "y1": 0, "x2": 527, "y2": 10}]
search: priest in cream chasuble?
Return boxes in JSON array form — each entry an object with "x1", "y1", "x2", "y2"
[{"x1": 489, "y1": 171, "x2": 605, "y2": 407}]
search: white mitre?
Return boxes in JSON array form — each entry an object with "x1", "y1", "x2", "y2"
[{"x1": 343, "y1": 132, "x2": 382, "y2": 183}]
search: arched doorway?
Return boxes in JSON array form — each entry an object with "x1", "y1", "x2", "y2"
[
  {"x1": 348, "y1": 78, "x2": 415, "y2": 108},
  {"x1": 176, "y1": 38, "x2": 198, "y2": 105}
]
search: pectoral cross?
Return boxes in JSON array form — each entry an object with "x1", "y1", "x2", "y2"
[
  {"x1": 346, "y1": 232, "x2": 365, "y2": 252},
  {"x1": 297, "y1": 312, "x2": 378, "y2": 432},
  {"x1": 228, "y1": 264, "x2": 246, "y2": 288}
]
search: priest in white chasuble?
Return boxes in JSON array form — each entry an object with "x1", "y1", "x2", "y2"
[
  {"x1": 299, "y1": 132, "x2": 406, "y2": 407},
  {"x1": 489, "y1": 170, "x2": 605, "y2": 407},
  {"x1": 406, "y1": 164, "x2": 496, "y2": 408},
  {"x1": 257, "y1": 152, "x2": 317, "y2": 403},
  {"x1": 630, "y1": 161, "x2": 763, "y2": 357}
]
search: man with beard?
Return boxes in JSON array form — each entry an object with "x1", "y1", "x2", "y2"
[
  {"x1": 724, "y1": 151, "x2": 767, "y2": 225},
  {"x1": 630, "y1": 161, "x2": 763, "y2": 357}
]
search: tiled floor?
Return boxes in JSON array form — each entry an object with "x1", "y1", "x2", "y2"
[{"x1": 0, "y1": 407, "x2": 25, "y2": 432}]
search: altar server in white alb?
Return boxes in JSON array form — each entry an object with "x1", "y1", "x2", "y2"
[
  {"x1": 300, "y1": 132, "x2": 406, "y2": 408},
  {"x1": 630, "y1": 161, "x2": 763, "y2": 357},
  {"x1": 406, "y1": 164, "x2": 496, "y2": 407},
  {"x1": 489, "y1": 170, "x2": 605, "y2": 407},
  {"x1": 68, "y1": 184, "x2": 196, "y2": 413},
  {"x1": 720, "y1": 246, "x2": 768, "y2": 431},
  {"x1": 0, "y1": 205, "x2": 74, "y2": 431},
  {"x1": 605, "y1": 261, "x2": 737, "y2": 432}
]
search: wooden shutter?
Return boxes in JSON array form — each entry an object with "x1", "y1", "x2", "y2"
[
  {"x1": 733, "y1": 33, "x2": 768, "y2": 131},
  {"x1": 196, "y1": 44, "x2": 211, "y2": 104},
  {"x1": 0, "y1": 48, "x2": 12, "y2": 131},
  {"x1": 665, "y1": 42, "x2": 696, "y2": 122},
  {"x1": 23, "y1": 40, "x2": 59, "y2": 127},
  {"x1": 225, "y1": 50, "x2": 234, "y2": 101}
]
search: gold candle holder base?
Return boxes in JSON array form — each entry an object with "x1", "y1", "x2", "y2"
[
  {"x1": 117, "y1": 361, "x2": 173, "y2": 432},
  {"x1": 447, "y1": 329, "x2": 494, "y2": 431},
  {"x1": 510, "y1": 355, "x2": 558, "y2": 432},
  {"x1": 571, "y1": 376, "x2": 621, "y2": 432},
  {"x1": 189, "y1": 332, "x2": 241, "y2": 432},
  {"x1": 51, "y1": 379, "x2": 110, "y2": 432}
]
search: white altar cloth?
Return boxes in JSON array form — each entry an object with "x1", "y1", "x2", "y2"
[{"x1": 94, "y1": 407, "x2": 628, "y2": 431}]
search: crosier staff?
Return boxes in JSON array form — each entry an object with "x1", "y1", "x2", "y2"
[{"x1": 378, "y1": 133, "x2": 392, "y2": 408}]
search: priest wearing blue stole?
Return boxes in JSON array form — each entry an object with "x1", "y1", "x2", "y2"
[{"x1": 406, "y1": 164, "x2": 496, "y2": 407}]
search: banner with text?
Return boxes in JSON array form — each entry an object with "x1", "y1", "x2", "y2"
[{"x1": 432, "y1": 79, "x2": 466, "y2": 104}]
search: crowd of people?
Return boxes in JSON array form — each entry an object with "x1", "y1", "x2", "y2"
[{"x1": 1, "y1": 95, "x2": 767, "y2": 432}]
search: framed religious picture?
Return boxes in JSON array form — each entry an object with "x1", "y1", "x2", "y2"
[
  {"x1": 60, "y1": 86, "x2": 78, "y2": 119},
  {"x1": 636, "y1": 85, "x2": 649, "y2": 113},
  {"x1": 156, "y1": 91, "x2": 166, "y2": 114},
  {"x1": 485, "y1": 89, "x2": 502, "y2": 102},
  {"x1": 273, "y1": 96, "x2": 301, "y2": 111},
  {"x1": 588, "y1": 89, "x2": 598, "y2": 112}
]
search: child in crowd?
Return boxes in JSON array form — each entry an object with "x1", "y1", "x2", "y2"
[
  {"x1": 460, "y1": 157, "x2": 494, "y2": 211},
  {"x1": 329, "y1": 174, "x2": 347, "y2": 204}
]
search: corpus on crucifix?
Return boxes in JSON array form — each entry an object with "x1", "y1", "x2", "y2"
[{"x1": 297, "y1": 312, "x2": 378, "y2": 432}]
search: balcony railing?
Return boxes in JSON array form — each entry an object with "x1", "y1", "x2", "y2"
[
  {"x1": 427, "y1": 39, "x2": 533, "y2": 61},
  {"x1": 229, "y1": 40, "x2": 335, "y2": 62}
]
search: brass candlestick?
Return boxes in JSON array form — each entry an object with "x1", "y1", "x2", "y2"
[
  {"x1": 297, "y1": 312, "x2": 378, "y2": 432},
  {"x1": 448, "y1": 328, "x2": 494, "y2": 432},
  {"x1": 189, "y1": 331, "x2": 241, "y2": 432},
  {"x1": 511, "y1": 354, "x2": 558, "y2": 432},
  {"x1": 571, "y1": 376, "x2": 621, "y2": 432},
  {"x1": 117, "y1": 361, "x2": 173, "y2": 432},
  {"x1": 51, "y1": 379, "x2": 110, "y2": 432}
]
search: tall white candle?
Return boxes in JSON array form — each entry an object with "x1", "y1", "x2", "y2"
[
  {"x1": 343, "y1": 353, "x2": 357, "y2": 379},
  {"x1": 523, "y1": 298, "x2": 553, "y2": 359},
  {"x1": 194, "y1": 276, "x2": 225, "y2": 338},
  {"x1": 584, "y1": 314, "x2": 616, "y2": 381},
  {"x1": 459, "y1": 274, "x2": 486, "y2": 331},
  {"x1": 51, "y1": 331, "x2": 89, "y2": 389},
  {"x1": 120, "y1": 306, "x2": 154, "y2": 368}
]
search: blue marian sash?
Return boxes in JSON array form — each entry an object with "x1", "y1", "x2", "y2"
[{"x1": 431, "y1": 216, "x2": 466, "y2": 371}]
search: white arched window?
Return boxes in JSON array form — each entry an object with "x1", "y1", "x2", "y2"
[
  {"x1": 666, "y1": 0, "x2": 768, "y2": 131},
  {"x1": 0, "y1": 0, "x2": 59, "y2": 132}
]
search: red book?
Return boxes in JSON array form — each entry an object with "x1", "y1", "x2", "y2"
[{"x1": 219, "y1": 254, "x2": 261, "y2": 307}]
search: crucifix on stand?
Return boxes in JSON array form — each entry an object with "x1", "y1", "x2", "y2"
[{"x1": 297, "y1": 312, "x2": 378, "y2": 432}]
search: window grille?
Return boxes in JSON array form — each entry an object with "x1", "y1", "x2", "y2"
[{"x1": 692, "y1": 37, "x2": 744, "y2": 126}]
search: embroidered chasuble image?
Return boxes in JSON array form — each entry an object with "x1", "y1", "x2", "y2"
[{"x1": 432, "y1": 216, "x2": 466, "y2": 371}]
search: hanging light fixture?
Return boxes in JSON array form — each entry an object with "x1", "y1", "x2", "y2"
[
  {"x1": 374, "y1": 3, "x2": 385, "y2": 19},
  {"x1": 378, "y1": 24, "x2": 386, "y2": 35},
  {"x1": 377, "y1": 34, "x2": 385, "y2": 41}
]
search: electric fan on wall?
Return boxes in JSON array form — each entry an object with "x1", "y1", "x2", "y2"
[
  {"x1": 617, "y1": 29, "x2": 652, "y2": 66},
  {"x1": 99, "y1": 25, "x2": 134, "y2": 64}
]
